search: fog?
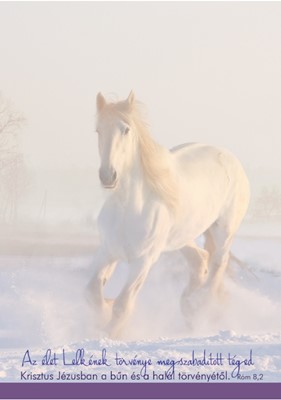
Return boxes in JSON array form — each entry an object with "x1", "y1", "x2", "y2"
[
  {"x1": 0, "y1": 2, "x2": 281, "y2": 355},
  {"x1": 0, "y1": 2, "x2": 281, "y2": 227}
]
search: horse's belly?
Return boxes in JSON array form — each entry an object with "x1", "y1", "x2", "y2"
[
  {"x1": 98, "y1": 200, "x2": 170, "y2": 261},
  {"x1": 166, "y1": 215, "x2": 213, "y2": 250},
  {"x1": 165, "y1": 187, "x2": 226, "y2": 250}
]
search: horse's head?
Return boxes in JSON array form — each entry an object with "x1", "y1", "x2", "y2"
[{"x1": 96, "y1": 91, "x2": 136, "y2": 189}]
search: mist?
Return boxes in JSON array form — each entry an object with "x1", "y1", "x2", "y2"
[{"x1": 0, "y1": 2, "x2": 281, "y2": 352}]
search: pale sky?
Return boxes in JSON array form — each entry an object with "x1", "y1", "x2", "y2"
[{"x1": 0, "y1": 1, "x2": 281, "y2": 173}]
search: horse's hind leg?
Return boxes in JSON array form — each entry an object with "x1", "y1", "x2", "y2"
[
  {"x1": 180, "y1": 243, "x2": 209, "y2": 320},
  {"x1": 206, "y1": 165, "x2": 250, "y2": 296},
  {"x1": 204, "y1": 229, "x2": 215, "y2": 255},
  {"x1": 205, "y1": 220, "x2": 234, "y2": 296}
]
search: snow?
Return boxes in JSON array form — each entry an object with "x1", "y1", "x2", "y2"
[{"x1": 0, "y1": 221, "x2": 280, "y2": 383}]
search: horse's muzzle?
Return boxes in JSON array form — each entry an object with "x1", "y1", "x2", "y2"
[{"x1": 99, "y1": 167, "x2": 117, "y2": 189}]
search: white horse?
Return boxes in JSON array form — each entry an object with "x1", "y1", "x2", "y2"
[{"x1": 87, "y1": 91, "x2": 250, "y2": 338}]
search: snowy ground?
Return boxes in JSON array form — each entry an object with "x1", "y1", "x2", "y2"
[{"x1": 0, "y1": 221, "x2": 280, "y2": 383}]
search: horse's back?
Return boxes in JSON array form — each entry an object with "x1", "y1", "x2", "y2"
[
  {"x1": 170, "y1": 142, "x2": 247, "y2": 179},
  {"x1": 170, "y1": 142, "x2": 199, "y2": 153},
  {"x1": 170, "y1": 142, "x2": 230, "y2": 160}
]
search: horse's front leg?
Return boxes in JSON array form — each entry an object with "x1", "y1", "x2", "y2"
[
  {"x1": 86, "y1": 247, "x2": 117, "y2": 328},
  {"x1": 106, "y1": 256, "x2": 153, "y2": 339}
]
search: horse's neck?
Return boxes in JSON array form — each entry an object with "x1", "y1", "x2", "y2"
[
  {"x1": 113, "y1": 120, "x2": 178, "y2": 214},
  {"x1": 114, "y1": 152, "x2": 148, "y2": 210}
]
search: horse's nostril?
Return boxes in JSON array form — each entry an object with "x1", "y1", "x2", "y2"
[{"x1": 112, "y1": 170, "x2": 117, "y2": 182}]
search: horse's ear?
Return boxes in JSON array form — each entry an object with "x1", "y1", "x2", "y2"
[
  {"x1": 127, "y1": 90, "x2": 135, "y2": 107},
  {"x1": 96, "y1": 92, "x2": 106, "y2": 112}
]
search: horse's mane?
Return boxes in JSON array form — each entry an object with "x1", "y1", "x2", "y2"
[{"x1": 100, "y1": 98, "x2": 179, "y2": 214}]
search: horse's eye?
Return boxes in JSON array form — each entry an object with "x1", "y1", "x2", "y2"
[{"x1": 124, "y1": 127, "x2": 130, "y2": 135}]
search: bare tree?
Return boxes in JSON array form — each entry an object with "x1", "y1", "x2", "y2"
[{"x1": 0, "y1": 93, "x2": 26, "y2": 222}]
